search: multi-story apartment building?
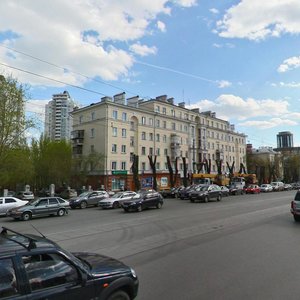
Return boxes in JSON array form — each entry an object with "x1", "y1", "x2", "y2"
[
  {"x1": 44, "y1": 91, "x2": 74, "y2": 141},
  {"x1": 71, "y1": 93, "x2": 247, "y2": 191}
]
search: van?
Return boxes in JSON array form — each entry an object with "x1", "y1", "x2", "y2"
[{"x1": 270, "y1": 181, "x2": 284, "y2": 191}]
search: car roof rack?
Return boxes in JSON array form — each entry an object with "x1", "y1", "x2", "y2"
[{"x1": 1, "y1": 227, "x2": 37, "y2": 250}]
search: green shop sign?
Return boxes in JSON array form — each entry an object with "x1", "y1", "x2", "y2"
[{"x1": 112, "y1": 170, "x2": 128, "y2": 175}]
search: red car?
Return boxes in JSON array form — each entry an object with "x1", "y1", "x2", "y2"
[{"x1": 245, "y1": 184, "x2": 261, "y2": 194}]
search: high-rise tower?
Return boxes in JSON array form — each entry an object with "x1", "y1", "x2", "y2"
[
  {"x1": 44, "y1": 91, "x2": 74, "y2": 141},
  {"x1": 276, "y1": 131, "x2": 294, "y2": 149}
]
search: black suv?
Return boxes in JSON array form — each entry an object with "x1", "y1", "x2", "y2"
[
  {"x1": 0, "y1": 227, "x2": 138, "y2": 300},
  {"x1": 122, "y1": 189, "x2": 163, "y2": 212}
]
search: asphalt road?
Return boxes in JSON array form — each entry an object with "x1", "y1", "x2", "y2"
[{"x1": 1, "y1": 190, "x2": 299, "y2": 300}]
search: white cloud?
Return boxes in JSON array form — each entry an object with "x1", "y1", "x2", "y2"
[
  {"x1": 188, "y1": 94, "x2": 290, "y2": 121},
  {"x1": 0, "y1": 0, "x2": 192, "y2": 87},
  {"x1": 238, "y1": 118, "x2": 297, "y2": 129},
  {"x1": 157, "y1": 20, "x2": 166, "y2": 32},
  {"x1": 278, "y1": 56, "x2": 300, "y2": 73},
  {"x1": 279, "y1": 81, "x2": 300, "y2": 87},
  {"x1": 217, "y1": 80, "x2": 232, "y2": 88},
  {"x1": 210, "y1": 8, "x2": 219, "y2": 14},
  {"x1": 129, "y1": 43, "x2": 157, "y2": 57},
  {"x1": 215, "y1": 0, "x2": 300, "y2": 41},
  {"x1": 173, "y1": 0, "x2": 197, "y2": 7}
]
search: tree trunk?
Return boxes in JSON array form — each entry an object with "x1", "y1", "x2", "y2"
[{"x1": 148, "y1": 155, "x2": 157, "y2": 190}]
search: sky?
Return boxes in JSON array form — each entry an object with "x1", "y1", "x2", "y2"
[{"x1": 1, "y1": 0, "x2": 300, "y2": 148}]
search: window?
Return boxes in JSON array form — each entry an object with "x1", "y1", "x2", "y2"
[
  {"x1": 141, "y1": 116, "x2": 146, "y2": 125},
  {"x1": 149, "y1": 147, "x2": 153, "y2": 155},
  {"x1": 130, "y1": 121, "x2": 135, "y2": 130},
  {"x1": 112, "y1": 110, "x2": 118, "y2": 119},
  {"x1": 163, "y1": 135, "x2": 167, "y2": 142},
  {"x1": 112, "y1": 144, "x2": 117, "y2": 153},
  {"x1": 23, "y1": 253, "x2": 79, "y2": 292},
  {"x1": 156, "y1": 134, "x2": 160, "y2": 142},
  {"x1": 121, "y1": 145, "x2": 126, "y2": 153},
  {"x1": 149, "y1": 118, "x2": 153, "y2": 126},
  {"x1": 171, "y1": 122, "x2": 176, "y2": 130},
  {"x1": 164, "y1": 149, "x2": 168, "y2": 155},
  {"x1": 156, "y1": 119, "x2": 160, "y2": 127},
  {"x1": 149, "y1": 133, "x2": 153, "y2": 141},
  {"x1": 0, "y1": 258, "x2": 18, "y2": 297},
  {"x1": 5, "y1": 198, "x2": 16, "y2": 203},
  {"x1": 163, "y1": 121, "x2": 167, "y2": 129},
  {"x1": 91, "y1": 112, "x2": 95, "y2": 120},
  {"x1": 122, "y1": 128, "x2": 126, "y2": 138},
  {"x1": 111, "y1": 161, "x2": 117, "y2": 170},
  {"x1": 112, "y1": 127, "x2": 117, "y2": 137},
  {"x1": 49, "y1": 198, "x2": 58, "y2": 205},
  {"x1": 141, "y1": 147, "x2": 146, "y2": 155},
  {"x1": 155, "y1": 105, "x2": 160, "y2": 113},
  {"x1": 121, "y1": 162, "x2": 126, "y2": 170},
  {"x1": 79, "y1": 115, "x2": 83, "y2": 123},
  {"x1": 130, "y1": 137, "x2": 134, "y2": 147},
  {"x1": 90, "y1": 128, "x2": 95, "y2": 138},
  {"x1": 156, "y1": 148, "x2": 160, "y2": 155},
  {"x1": 162, "y1": 107, "x2": 166, "y2": 114},
  {"x1": 156, "y1": 162, "x2": 160, "y2": 170},
  {"x1": 122, "y1": 112, "x2": 127, "y2": 121},
  {"x1": 141, "y1": 132, "x2": 146, "y2": 140},
  {"x1": 141, "y1": 162, "x2": 146, "y2": 170},
  {"x1": 171, "y1": 109, "x2": 175, "y2": 117}
]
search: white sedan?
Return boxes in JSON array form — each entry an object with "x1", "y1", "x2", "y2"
[
  {"x1": 98, "y1": 191, "x2": 138, "y2": 209},
  {"x1": 0, "y1": 197, "x2": 28, "y2": 216}
]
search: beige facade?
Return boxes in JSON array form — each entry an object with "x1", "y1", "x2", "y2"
[{"x1": 71, "y1": 94, "x2": 247, "y2": 182}]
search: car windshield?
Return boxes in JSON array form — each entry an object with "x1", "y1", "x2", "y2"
[
  {"x1": 27, "y1": 199, "x2": 39, "y2": 205},
  {"x1": 294, "y1": 192, "x2": 300, "y2": 201},
  {"x1": 78, "y1": 192, "x2": 90, "y2": 198},
  {"x1": 112, "y1": 192, "x2": 124, "y2": 198},
  {"x1": 200, "y1": 186, "x2": 209, "y2": 191}
]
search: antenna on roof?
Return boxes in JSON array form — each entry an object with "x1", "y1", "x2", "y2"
[{"x1": 31, "y1": 224, "x2": 46, "y2": 238}]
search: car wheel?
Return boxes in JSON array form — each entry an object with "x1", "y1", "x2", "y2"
[
  {"x1": 80, "y1": 201, "x2": 87, "y2": 209},
  {"x1": 107, "y1": 290, "x2": 130, "y2": 300},
  {"x1": 204, "y1": 196, "x2": 209, "y2": 203},
  {"x1": 156, "y1": 202, "x2": 162, "y2": 209},
  {"x1": 217, "y1": 194, "x2": 222, "y2": 202},
  {"x1": 294, "y1": 215, "x2": 300, "y2": 222},
  {"x1": 22, "y1": 212, "x2": 32, "y2": 221},
  {"x1": 137, "y1": 205, "x2": 142, "y2": 212},
  {"x1": 57, "y1": 208, "x2": 65, "y2": 217},
  {"x1": 124, "y1": 208, "x2": 129, "y2": 212},
  {"x1": 113, "y1": 201, "x2": 119, "y2": 209}
]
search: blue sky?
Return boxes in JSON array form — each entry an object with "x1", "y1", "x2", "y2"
[{"x1": 1, "y1": 0, "x2": 300, "y2": 148}]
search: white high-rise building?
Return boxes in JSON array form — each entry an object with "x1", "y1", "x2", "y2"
[{"x1": 44, "y1": 91, "x2": 74, "y2": 141}]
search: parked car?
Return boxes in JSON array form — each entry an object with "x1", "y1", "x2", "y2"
[
  {"x1": 0, "y1": 227, "x2": 139, "y2": 300},
  {"x1": 178, "y1": 185, "x2": 198, "y2": 200},
  {"x1": 228, "y1": 183, "x2": 245, "y2": 195},
  {"x1": 98, "y1": 191, "x2": 138, "y2": 209},
  {"x1": 220, "y1": 185, "x2": 230, "y2": 197},
  {"x1": 284, "y1": 183, "x2": 293, "y2": 191},
  {"x1": 291, "y1": 190, "x2": 300, "y2": 221},
  {"x1": 6, "y1": 197, "x2": 69, "y2": 221},
  {"x1": 291, "y1": 182, "x2": 300, "y2": 190},
  {"x1": 69, "y1": 191, "x2": 109, "y2": 209},
  {"x1": 160, "y1": 187, "x2": 177, "y2": 198},
  {"x1": 2, "y1": 191, "x2": 16, "y2": 197},
  {"x1": 189, "y1": 184, "x2": 222, "y2": 203},
  {"x1": 244, "y1": 184, "x2": 261, "y2": 194},
  {"x1": 16, "y1": 191, "x2": 35, "y2": 201},
  {"x1": 260, "y1": 184, "x2": 273, "y2": 192},
  {"x1": 0, "y1": 197, "x2": 28, "y2": 216},
  {"x1": 270, "y1": 181, "x2": 285, "y2": 191},
  {"x1": 122, "y1": 190, "x2": 163, "y2": 212}
]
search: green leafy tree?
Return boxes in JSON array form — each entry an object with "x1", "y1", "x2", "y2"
[
  {"x1": 71, "y1": 151, "x2": 105, "y2": 189},
  {"x1": 31, "y1": 136, "x2": 72, "y2": 189},
  {"x1": 0, "y1": 75, "x2": 34, "y2": 165}
]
